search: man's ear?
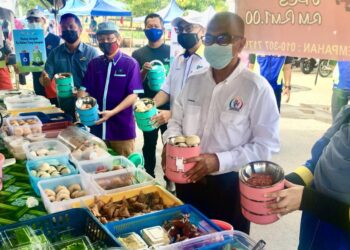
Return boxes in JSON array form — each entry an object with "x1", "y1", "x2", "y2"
[{"x1": 238, "y1": 37, "x2": 246, "y2": 53}]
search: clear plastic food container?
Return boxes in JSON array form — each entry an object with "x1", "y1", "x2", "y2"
[
  {"x1": 140, "y1": 226, "x2": 170, "y2": 247},
  {"x1": 116, "y1": 232, "x2": 148, "y2": 250},
  {"x1": 23, "y1": 139, "x2": 71, "y2": 161},
  {"x1": 5, "y1": 115, "x2": 43, "y2": 136},
  {"x1": 38, "y1": 174, "x2": 100, "y2": 214},
  {"x1": 0, "y1": 225, "x2": 43, "y2": 249},
  {"x1": 50, "y1": 236, "x2": 93, "y2": 250},
  {"x1": 4, "y1": 95, "x2": 51, "y2": 110}
]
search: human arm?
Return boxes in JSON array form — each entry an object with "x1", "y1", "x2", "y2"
[
  {"x1": 282, "y1": 57, "x2": 292, "y2": 102},
  {"x1": 40, "y1": 49, "x2": 56, "y2": 86}
]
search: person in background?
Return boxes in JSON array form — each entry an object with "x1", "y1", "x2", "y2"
[
  {"x1": 331, "y1": 61, "x2": 350, "y2": 121},
  {"x1": 79, "y1": 22, "x2": 143, "y2": 157},
  {"x1": 248, "y1": 54, "x2": 292, "y2": 112},
  {"x1": 0, "y1": 40, "x2": 14, "y2": 90},
  {"x1": 2, "y1": 19, "x2": 9, "y2": 40},
  {"x1": 89, "y1": 16, "x2": 97, "y2": 45},
  {"x1": 26, "y1": 9, "x2": 61, "y2": 106},
  {"x1": 40, "y1": 13, "x2": 100, "y2": 119},
  {"x1": 162, "y1": 12, "x2": 280, "y2": 234},
  {"x1": 267, "y1": 105, "x2": 350, "y2": 249},
  {"x1": 132, "y1": 13, "x2": 170, "y2": 178}
]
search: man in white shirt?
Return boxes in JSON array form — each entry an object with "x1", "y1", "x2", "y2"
[
  {"x1": 152, "y1": 15, "x2": 209, "y2": 126},
  {"x1": 162, "y1": 12, "x2": 280, "y2": 233}
]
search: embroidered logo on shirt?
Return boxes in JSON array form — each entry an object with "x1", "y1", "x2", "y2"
[
  {"x1": 46, "y1": 45, "x2": 52, "y2": 50},
  {"x1": 229, "y1": 96, "x2": 243, "y2": 111},
  {"x1": 196, "y1": 65, "x2": 203, "y2": 69},
  {"x1": 80, "y1": 56, "x2": 87, "y2": 61}
]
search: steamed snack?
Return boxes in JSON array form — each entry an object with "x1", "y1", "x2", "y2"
[
  {"x1": 134, "y1": 98, "x2": 154, "y2": 113},
  {"x1": 163, "y1": 214, "x2": 201, "y2": 243},
  {"x1": 247, "y1": 173, "x2": 274, "y2": 187},
  {"x1": 88, "y1": 191, "x2": 176, "y2": 224},
  {"x1": 30, "y1": 162, "x2": 71, "y2": 178},
  {"x1": 29, "y1": 147, "x2": 59, "y2": 158},
  {"x1": 71, "y1": 141, "x2": 108, "y2": 161},
  {"x1": 140, "y1": 226, "x2": 170, "y2": 246},
  {"x1": 45, "y1": 184, "x2": 86, "y2": 202},
  {"x1": 117, "y1": 233, "x2": 148, "y2": 250},
  {"x1": 95, "y1": 165, "x2": 124, "y2": 174},
  {"x1": 95, "y1": 173, "x2": 134, "y2": 190},
  {"x1": 80, "y1": 104, "x2": 92, "y2": 110},
  {"x1": 9, "y1": 118, "x2": 39, "y2": 126},
  {"x1": 169, "y1": 135, "x2": 201, "y2": 147},
  {"x1": 8, "y1": 118, "x2": 41, "y2": 136}
]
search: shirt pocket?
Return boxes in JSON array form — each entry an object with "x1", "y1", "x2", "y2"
[
  {"x1": 219, "y1": 111, "x2": 250, "y2": 146},
  {"x1": 183, "y1": 104, "x2": 201, "y2": 136}
]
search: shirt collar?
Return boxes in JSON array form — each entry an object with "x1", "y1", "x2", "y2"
[
  {"x1": 63, "y1": 42, "x2": 84, "y2": 54},
  {"x1": 104, "y1": 49, "x2": 122, "y2": 64},
  {"x1": 182, "y1": 44, "x2": 205, "y2": 59}
]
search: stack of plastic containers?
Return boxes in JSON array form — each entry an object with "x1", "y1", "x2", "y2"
[{"x1": 4, "y1": 95, "x2": 51, "y2": 110}]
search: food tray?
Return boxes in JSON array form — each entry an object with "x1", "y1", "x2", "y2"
[
  {"x1": 19, "y1": 111, "x2": 49, "y2": 123},
  {"x1": 23, "y1": 139, "x2": 71, "y2": 161},
  {"x1": 5, "y1": 115, "x2": 43, "y2": 136},
  {"x1": 106, "y1": 205, "x2": 221, "y2": 242},
  {"x1": 4, "y1": 95, "x2": 51, "y2": 110},
  {"x1": 91, "y1": 167, "x2": 155, "y2": 194},
  {"x1": 159, "y1": 230, "x2": 264, "y2": 250},
  {"x1": 26, "y1": 156, "x2": 78, "y2": 195},
  {"x1": 76, "y1": 155, "x2": 135, "y2": 176},
  {"x1": 0, "y1": 208, "x2": 119, "y2": 247},
  {"x1": 38, "y1": 174, "x2": 100, "y2": 214}
]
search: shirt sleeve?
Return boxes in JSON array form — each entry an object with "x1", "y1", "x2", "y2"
[
  {"x1": 161, "y1": 56, "x2": 178, "y2": 95},
  {"x1": 127, "y1": 60, "x2": 143, "y2": 95},
  {"x1": 215, "y1": 77, "x2": 280, "y2": 173},
  {"x1": 131, "y1": 50, "x2": 142, "y2": 70},
  {"x1": 44, "y1": 49, "x2": 56, "y2": 79}
]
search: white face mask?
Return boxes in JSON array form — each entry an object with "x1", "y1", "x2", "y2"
[
  {"x1": 204, "y1": 44, "x2": 233, "y2": 70},
  {"x1": 28, "y1": 22, "x2": 43, "y2": 30}
]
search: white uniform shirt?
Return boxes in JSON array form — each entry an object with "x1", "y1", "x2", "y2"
[
  {"x1": 161, "y1": 49, "x2": 209, "y2": 107},
  {"x1": 163, "y1": 62, "x2": 280, "y2": 175}
]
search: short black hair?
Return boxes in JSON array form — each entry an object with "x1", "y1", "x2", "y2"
[
  {"x1": 60, "y1": 13, "x2": 82, "y2": 29},
  {"x1": 144, "y1": 13, "x2": 164, "y2": 27}
]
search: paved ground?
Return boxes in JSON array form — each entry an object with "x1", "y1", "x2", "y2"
[{"x1": 133, "y1": 68, "x2": 333, "y2": 250}]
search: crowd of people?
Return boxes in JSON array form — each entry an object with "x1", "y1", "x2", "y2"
[{"x1": 0, "y1": 8, "x2": 349, "y2": 249}]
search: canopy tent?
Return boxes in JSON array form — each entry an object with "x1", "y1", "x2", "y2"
[
  {"x1": 55, "y1": 0, "x2": 131, "y2": 16},
  {"x1": 133, "y1": 0, "x2": 184, "y2": 23},
  {"x1": 0, "y1": 0, "x2": 16, "y2": 14}
]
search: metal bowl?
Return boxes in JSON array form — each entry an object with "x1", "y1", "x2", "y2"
[
  {"x1": 239, "y1": 161, "x2": 284, "y2": 188},
  {"x1": 76, "y1": 96, "x2": 97, "y2": 109}
]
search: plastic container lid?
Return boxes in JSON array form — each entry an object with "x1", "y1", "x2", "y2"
[
  {"x1": 117, "y1": 232, "x2": 148, "y2": 250},
  {"x1": 140, "y1": 226, "x2": 170, "y2": 246},
  {"x1": 23, "y1": 139, "x2": 71, "y2": 161},
  {"x1": 0, "y1": 225, "x2": 43, "y2": 249},
  {"x1": 50, "y1": 236, "x2": 93, "y2": 250},
  {"x1": 4, "y1": 95, "x2": 51, "y2": 110},
  {"x1": 5, "y1": 115, "x2": 43, "y2": 136}
]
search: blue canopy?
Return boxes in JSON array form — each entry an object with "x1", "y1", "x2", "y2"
[
  {"x1": 91, "y1": 0, "x2": 131, "y2": 17},
  {"x1": 133, "y1": 0, "x2": 184, "y2": 23}
]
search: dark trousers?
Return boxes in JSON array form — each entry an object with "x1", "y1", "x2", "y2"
[
  {"x1": 58, "y1": 96, "x2": 77, "y2": 122},
  {"x1": 176, "y1": 171, "x2": 250, "y2": 234},
  {"x1": 274, "y1": 88, "x2": 282, "y2": 112},
  {"x1": 331, "y1": 88, "x2": 350, "y2": 121},
  {"x1": 142, "y1": 124, "x2": 167, "y2": 177}
]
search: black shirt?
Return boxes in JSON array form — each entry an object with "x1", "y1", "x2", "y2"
[{"x1": 132, "y1": 44, "x2": 170, "y2": 110}]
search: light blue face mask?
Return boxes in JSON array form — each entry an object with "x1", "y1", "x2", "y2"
[
  {"x1": 28, "y1": 22, "x2": 43, "y2": 30},
  {"x1": 204, "y1": 44, "x2": 233, "y2": 70}
]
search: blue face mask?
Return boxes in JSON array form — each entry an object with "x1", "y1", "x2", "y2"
[
  {"x1": 204, "y1": 44, "x2": 233, "y2": 69},
  {"x1": 144, "y1": 28, "x2": 163, "y2": 42}
]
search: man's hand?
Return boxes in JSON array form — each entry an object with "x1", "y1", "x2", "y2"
[
  {"x1": 151, "y1": 110, "x2": 171, "y2": 127},
  {"x1": 39, "y1": 71, "x2": 51, "y2": 87},
  {"x1": 77, "y1": 90, "x2": 88, "y2": 98},
  {"x1": 95, "y1": 110, "x2": 115, "y2": 125},
  {"x1": 283, "y1": 86, "x2": 291, "y2": 103},
  {"x1": 184, "y1": 154, "x2": 220, "y2": 183},
  {"x1": 142, "y1": 62, "x2": 153, "y2": 72}
]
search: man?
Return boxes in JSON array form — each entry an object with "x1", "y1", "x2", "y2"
[
  {"x1": 248, "y1": 54, "x2": 292, "y2": 111},
  {"x1": 132, "y1": 13, "x2": 170, "y2": 177},
  {"x1": 26, "y1": 9, "x2": 61, "y2": 106},
  {"x1": 162, "y1": 12, "x2": 280, "y2": 233},
  {"x1": 89, "y1": 16, "x2": 97, "y2": 45},
  {"x1": 79, "y1": 22, "x2": 143, "y2": 157},
  {"x1": 331, "y1": 61, "x2": 350, "y2": 121},
  {"x1": 40, "y1": 13, "x2": 100, "y2": 119},
  {"x1": 152, "y1": 14, "x2": 209, "y2": 126}
]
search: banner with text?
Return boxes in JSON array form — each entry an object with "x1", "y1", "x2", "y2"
[
  {"x1": 13, "y1": 29, "x2": 47, "y2": 73},
  {"x1": 236, "y1": 0, "x2": 350, "y2": 60}
]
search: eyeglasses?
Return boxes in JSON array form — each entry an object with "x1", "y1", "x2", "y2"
[
  {"x1": 201, "y1": 33, "x2": 242, "y2": 46},
  {"x1": 174, "y1": 24, "x2": 199, "y2": 34}
]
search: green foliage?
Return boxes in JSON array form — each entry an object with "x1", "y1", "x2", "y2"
[
  {"x1": 177, "y1": 0, "x2": 227, "y2": 12},
  {"x1": 17, "y1": 0, "x2": 38, "y2": 13}
]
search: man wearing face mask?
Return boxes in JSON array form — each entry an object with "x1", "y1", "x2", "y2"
[
  {"x1": 79, "y1": 22, "x2": 143, "y2": 157},
  {"x1": 131, "y1": 13, "x2": 170, "y2": 178},
  {"x1": 26, "y1": 9, "x2": 61, "y2": 106},
  {"x1": 40, "y1": 13, "x2": 100, "y2": 119},
  {"x1": 162, "y1": 12, "x2": 280, "y2": 233},
  {"x1": 152, "y1": 15, "x2": 209, "y2": 128}
]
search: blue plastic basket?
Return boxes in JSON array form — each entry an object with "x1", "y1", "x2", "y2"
[
  {"x1": 26, "y1": 156, "x2": 78, "y2": 195},
  {"x1": 106, "y1": 205, "x2": 222, "y2": 239},
  {"x1": 0, "y1": 208, "x2": 119, "y2": 247}
]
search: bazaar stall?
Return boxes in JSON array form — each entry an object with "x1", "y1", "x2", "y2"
[{"x1": 0, "y1": 90, "x2": 272, "y2": 249}]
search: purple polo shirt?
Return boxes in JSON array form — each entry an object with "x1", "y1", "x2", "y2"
[{"x1": 82, "y1": 50, "x2": 143, "y2": 141}]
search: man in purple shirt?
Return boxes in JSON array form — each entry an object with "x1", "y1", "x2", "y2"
[{"x1": 79, "y1": 22, "x2": 143, "y2": 156}]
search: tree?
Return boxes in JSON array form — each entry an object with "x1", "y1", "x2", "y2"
[
  {"x1": 17, "y1": 0, "x2": 38, "y2": 14},
  {"x1": 177, "y1": 0, "x2": 227, "y2": 12}
]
